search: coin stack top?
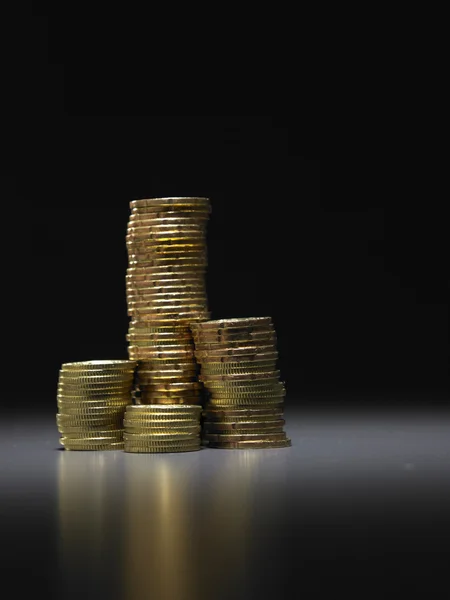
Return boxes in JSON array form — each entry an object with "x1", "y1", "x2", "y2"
[
  {"x1": 126, "y1": 197, "x2": 211, "y2": 406},
  {"x1": 57, "y1": 360, "x2": 136, "y2": 450},
  {"x1": 191, "y1": 317, "x2": 291, "y2": 449}
]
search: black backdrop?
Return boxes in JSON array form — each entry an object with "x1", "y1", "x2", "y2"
[{"x1": 17, "y1": 114, "x2": 446, "y2": 409}]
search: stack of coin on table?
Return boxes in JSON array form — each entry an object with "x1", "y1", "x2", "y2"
[
  {"x1": 56, "y1": 360, "x2": 136, "y2": 451},
  {"x1": 191, "y1": 317, "x2": 291, "y2": 449},
  {"x1": 123, "y1": 404, "x2": 202, "y2": 453},
  {"x1": 124, "y1": 198, "x2": 211, "y2": 450}
]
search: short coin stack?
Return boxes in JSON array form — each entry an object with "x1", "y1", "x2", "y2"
[
  {"x1": 125, "y1": 197, "x2": 211, "y2": 408},
  {"x1": 191, "y1": 317, "x2": 291, "y2": 449},
  {"x1": 57, "y1": 360, "x2": 136, "y2": 451},
  {"x1": 123, "y1": 404, "x2": 202, "y2": 453}
]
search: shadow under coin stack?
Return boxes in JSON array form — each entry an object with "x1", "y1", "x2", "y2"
[
  {"x1": 191, "y1": 317, "x2": 291, "y2": 449},
  {"x1": 123, "y1": 405, "x2": 202, "y2": 453},
  {"x1": 56, "y1": 360, "x2": 136, "y2": 450}
]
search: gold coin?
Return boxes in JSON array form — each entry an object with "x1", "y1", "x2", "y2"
[
  {"x1": 203, "y1": 432, "x2": 287, "y2": 443},
  {"x1": 56, "y1": 412, "x2": 124, "y2": 422},
  {"x1": 207, "y1": 389, "x2": 286, "y2": 398},
  {"x1": 127, "y1": 222, "x2": 206, "y2": 232},
  {"x1": 127, "y1": 334, "x2": 194, "y2": 343},
  {"x1": 127, "y1": 290, "x2": 206, "y2": 301},
  {"x1": 124, "y1": 426, "x2": 201, "y2": 435},
  {"x1": 203, "y1": 420, "x2": 285, "y2": 432},
  {"x1": 192, "y1": 326, "x2": 275, "y2": 340},
  {"x1": 203, "y1": 381, "x2": 282, "y2": 391},
  {"x1": 200, "y1": 363, "x2": 277, "y2": 375},
  {"x1": 124, "y1": 444, "x2": 200, "y2": 453},
  {"x1": 195, "y1": 345, "x2": 276, "y2": 359},
  {"x1": 194, "y1": 339, "x2": 276, "y2": 353},
  {"x1": 128, "y1": 300, "x2": 207, "y2": 310},
  {"x1": 197, "y1": 351, "x2": 279, "y2": 364},
  {"x1": 124, "y1": 430, "x2": 199, "y2": 440},
  {"x1": 126, "y1": 235, "x2": 206, "y2": 246},
  {"x1": 61, "y1": 360, "x2": 136, "y2": 370},
  {"x1": 130, "y1": 206, "x2": 210, "y2": 216},
  {"x1": 129, "y1": 324, "x2": 192, "y2": 333},
  {"x1": 64, "y1": 442, "x2": 125, "y2": 451},
  {"x1": 207, "y1": 397, "x2": 285, "y2": 406},
  {"x1": 129, "y1": 312, "x2": 211, "y2": 323},
  {"x1": 57, "y1": 384, "x2": 133, "y2": 394},
  {"x1": 200, "y1": 370, "x2": 280, "y2": 382},
  {"x1": 57, "y1": 396, "x2": 131, "y2": 404},
  {"x1": 58, "y1": 374, "x2": 134, "y2": 385},
  {"x1": 126, "y1": 284, "x2": 206, "y2": 296},
  {"x1": 138, "y1": 377, "x2": 198, "y2": 386},
  {"x1": 139, "y1": 381, "x2": 202, "y2": 390},
  {"x1": 57, "y1": 406, "x2": 128, "y2": 416},
  {"x1": 57, "y1": 393, "x2": 133, "y2": 402},
  {"x1": 205, "y1": 439, "x2": 291, "y2": 450},
  {"x1": 137, "y1": 368, "x2": 198, "y2": 377},
  {"x1": 126, "y1": 275, "x2": 206, "y2": 285},
  {"x1": 57, "y1": 426, "x2": 123, "y2": 435},
  {"x1": 127, "y1": 339, "x2": 194, "y2": 348},
  {"x1": 204, "y1": 414, "x2": 284, "y2": 424},
  {"x1": 138, "y1": 398, "x2": 202, "y2": 405},
  {"x1": 202, "y1": 404, "x2": 284, "y2": 416},
  {"x1": 127, "y1": 294, "x2": 207, "y2": 304},
  {"x1": 127, "y1": 219, "x2": 208, "y2": 230},
  {"x1": 191, "y1": 317, "x2": 272, "y2": 330},
  {"x1": 130, "y1": 197, "x2": 210, "y2": 209},
  {"x1": 137, "y1": 365, "x2": 198, "y2": 374},
  {"x1": 126, "y1": 404, "x2": 201, "y2": 412},
  {"x1": 130, "y1": 348, "x2": 195, "y2": 357},
  {"x1": 60, "y1": 434, "x2": 124, "y2": 445}
]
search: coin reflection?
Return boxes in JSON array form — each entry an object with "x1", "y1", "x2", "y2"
[
  {"x1": 123, "y1": 454, "x2": 203, "y2": 600},
  {"x1": 57, "y1": 451, "x2": 126, "y2": 598}
]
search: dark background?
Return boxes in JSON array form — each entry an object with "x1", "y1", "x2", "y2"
[{"x1": 10, "y1": 12, "x2": 447, "y2": 409}]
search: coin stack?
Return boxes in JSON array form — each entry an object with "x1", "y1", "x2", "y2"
[
  {"x1": 125, "y1": 197, "x2": 211, "y2": 409},
  {"x1": 57, "y1": 360, "x2": 136, "y2": 450},
  {"x1": 191, "y1": 317, "x2": 291, "y2": 449},
  {"x1": 123, "y1": 405, "x2": 202, "y2": 453}
]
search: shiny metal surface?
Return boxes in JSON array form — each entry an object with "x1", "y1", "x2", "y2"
[{"x1": 1, "y1": 401, "x2": 449, "y2": 598}]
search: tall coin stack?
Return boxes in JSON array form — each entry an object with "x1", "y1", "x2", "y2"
[
  {"x1": 191, "y1": 317, "x2": 291, "y2": 449},
  {"x1": 125, "y1": 197, "x2": 211, "y2": 412},
  {"x1": 123, "y1": 404, "x2": 202, "y2": 453},
  {"x1": 57, "y1": 360, "x2": 136, "y2": 450}
]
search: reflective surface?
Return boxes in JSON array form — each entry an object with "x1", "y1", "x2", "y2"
[{"x1": 2, "y1": 400, "x2": 450, "y2": 598}]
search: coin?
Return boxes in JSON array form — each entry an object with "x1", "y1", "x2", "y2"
[
  {"x1": 207, "y1": 398, "x2": 285, "y2": 407},
  {"x1": 126, "y1": 404, "x2": 201, "y2": 413},
  {"x1": 138, "y1": 397, "x2": 202, "y2": 405},
  {"x1": 128, "y1": 323, "x2": 192, "y2": 333},
  {"x1": 61, "y1": 360, "x2": 136, "y2": 371},
  {"x1": 202, "y1": 408, "x2": 284, "y2": 420},
  {"x1": 197, "y1": 352, "x2": 279, "y2": 364},
  {"x1": 57, "y1": 406, "x2": 128, "y2": 416},
  {"x1": 60, "y1": 434, "x2": 124, "y2": 444},
  {"x1": 203, "y1": 382, "x2": 283, "y2": 392},
  {"x1": 137, "y1": 365, "x2": 198, "y2": 374},
  {"x1": 205, "y1": 439, "x2": 291, "y2": 449},
  {"x1": 130, "y1": 197, "x2": 210, "y2": 208},
  {"x1": 195, "y1": 345, "x2": 277, "y2": 359},
  {"x1": 203, "y1": 431, "x2": 287, "y2": 442},
  {"x1": 64, "y1": 442, "x2": 125, "y2": 451},
  {"x1": 200, "y1": 363, "x2": 277, "y2": 375},
  {"x1": 191, "y1": 317, "x2": 272, "y2": 330},
  {"x1": 128, "y1": 216, "x2": 209, "y2": 228},
  {"x1": 192, "y1": 326, "x2": 275, "y2": 340},
  {"x1": 124, "y1": 444, "x2": 200, "y2": 453},
  {"x1": 130, "y1": 207, "x2": 210, "y2": 217},
  {"x1": 200, "y1": 370, "x2": 280, "y2": 382},
  {"x1": 194, "y1": 339, "x2": 276, "y2": 353},
  {"x1": 127, "y1": 290, "x2": 207, "y2": 301},
  {"x1": 203, "y1": 420, "x2": 285, "y2": 432}
]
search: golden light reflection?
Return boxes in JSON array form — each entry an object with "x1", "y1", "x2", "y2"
[{"x1": 57, "y1": 448, "x2": 286, "y2": 600}]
